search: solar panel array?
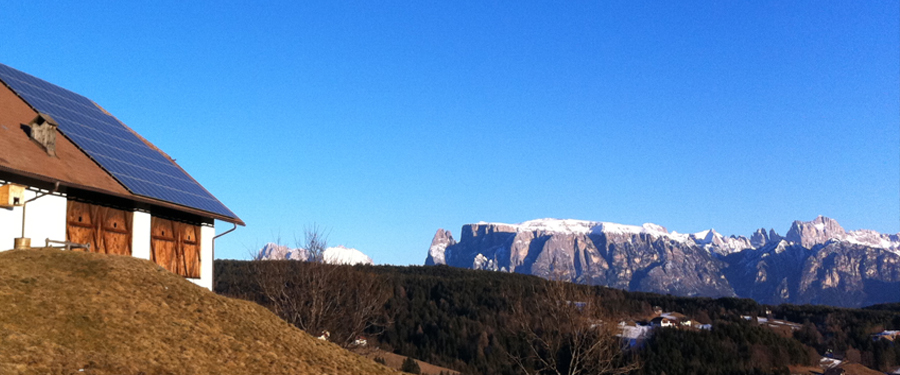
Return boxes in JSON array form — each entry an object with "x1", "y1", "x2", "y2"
[{"x1": 0, "y1": 63, "x2": 239, "y2": 221}]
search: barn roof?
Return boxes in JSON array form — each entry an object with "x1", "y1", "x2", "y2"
[{"x1": 0, "y1": 63, "x2": 243, "y2": 225}]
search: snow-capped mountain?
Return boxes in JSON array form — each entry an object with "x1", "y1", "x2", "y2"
[
  {"x1": 257, "y1": 243, "x2": 374, "y2": 265},
  {"x1": 784, "y1": 216, "x2": 900, "y2": 252},
  {"x1": 687, "y1": 229, "x2": 754, "y2": 255},
  {"x1": 425, "y1": 217, "x2": 900, "y2": 307},
  {"x1": 322, "y1": 246, "x2": 374, "y2": 266},
  {"x1": 257, "y1": 243, "x2": 310, "y2": 261}
]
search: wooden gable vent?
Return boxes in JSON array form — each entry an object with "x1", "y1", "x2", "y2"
[
  {"x1": 0, "y1": 184, "x2": 25, "y2": 208},
  {"x1": 28, "y1": 113, "x2": 58, "y2": 157}
]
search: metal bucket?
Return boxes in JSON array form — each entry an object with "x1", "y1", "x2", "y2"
[{"x1": 13, "y1": 237, "x2": 30, "y2": 250}]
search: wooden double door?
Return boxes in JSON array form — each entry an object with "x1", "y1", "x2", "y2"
[
  {"x1": 150, "y1": 216, "x2": 201, "y2": 278},
  {"x1": 66, "y1": 200, "x2": 132, "y2": 255},
  {"x1": 66, "y1": 200, "x2": 201, "y2": 278}
]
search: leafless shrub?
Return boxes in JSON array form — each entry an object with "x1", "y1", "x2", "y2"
[
  {"x1": 298, "y1": 224, "x2": 328, "y2": 263},
  {"x1": 249, "y1": 225, "x2": 390, "y2": 348},
  {"x1": 505, "y1": 271, "x2": 639, "y2": 375}
]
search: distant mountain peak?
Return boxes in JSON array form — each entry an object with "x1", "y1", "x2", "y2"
[
  {"x1": 322, "y1": 246, "x2": 374, "y2": 266},
  {"x1": 786, "y1": 216, "x2": 845, "y2": 246},
  {"x1": 256, "y1": 243, "x2": 374, "y2": 265},
  {"x1": 425, "y1": 229, "x2": 456, "y2": 266},
  {"x1": 783, "y1": 216, "x2": 899, "y2": 252},
  {"x1": 257, "y1": 243, "x2": 309, "y2": 261},
  {"x1": 691, "y1": 229, "x2": 718, "y2": 244}
]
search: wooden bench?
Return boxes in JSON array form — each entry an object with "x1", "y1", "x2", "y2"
[{"x1": 45, "y1": 239, "x2": 90, "y2": 251}]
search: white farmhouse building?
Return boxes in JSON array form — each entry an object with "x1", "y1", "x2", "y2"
[{"x1": 0, "y1": 63, "x2": 243, "y2": 290}]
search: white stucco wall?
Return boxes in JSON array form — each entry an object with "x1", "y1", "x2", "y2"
[
  {"x1": 0, "y1": 188, "x2": 66, "y2": 250},
  {"x1": 0, "y1": 204, "x2": 23, "y2": 250},
  {"x1": 24, "y1": 191, "x2": 66, "y2": 246},
  {"x1": 131, "y1": 210, "x2": 151, "y2": 260},
  {"x1": 188, "y1": 224, "x2": 216, "y2": 291}
]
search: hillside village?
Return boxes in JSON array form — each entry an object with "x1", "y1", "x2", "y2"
[
  {"x1": 617, "y1": 309, "x2": 712, "y2": 344},
  {"x1": 618, "y1": 309, "x2": 806, "y2": 345}
]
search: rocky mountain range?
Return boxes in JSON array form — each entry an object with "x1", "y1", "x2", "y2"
[
  {"x1": 258, "y1": 243, "x2": 374, "y2": 266},
  {"x1": 425, "y1": 216, "x2": 900, "y2": 307}
]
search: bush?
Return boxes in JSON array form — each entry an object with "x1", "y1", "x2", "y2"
[{"x1": 400, "y1": 357, "x2": 421, "y2": 374}]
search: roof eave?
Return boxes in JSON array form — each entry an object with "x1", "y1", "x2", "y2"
[{"x1": 0, "y1": 164, "x2": 245, "y2": 226}]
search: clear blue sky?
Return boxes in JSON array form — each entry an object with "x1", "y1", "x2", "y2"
[{"x1": 2, "y1": 1, "x2": 897, "y2": 265}]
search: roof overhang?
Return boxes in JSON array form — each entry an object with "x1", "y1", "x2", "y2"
[{"x1": 0, "y1": 164, "x2": 245, "y2": 226}]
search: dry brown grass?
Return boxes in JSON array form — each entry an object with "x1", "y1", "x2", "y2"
[
  {"x1": 835, "y1": 363, "x2": 889, "y2": 375},
  {"x1": 0, "y1": 248, "x2": 399, "y2": 375},
  {"x1": 361, "y1": 349, "x2": 459, "y2": 375}
]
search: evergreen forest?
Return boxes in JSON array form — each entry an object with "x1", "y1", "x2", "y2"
[{"x1": 215, "y1": 261, "x2": 900, "y2": 375}]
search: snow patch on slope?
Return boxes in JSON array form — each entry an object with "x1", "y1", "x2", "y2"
[
  {"x1": 842, "y1": 230, "x2": 900, "y2": 254},
  {"x1": 693, "y1": 229, "x2": 714, "y2": 243},
  {"x1": 428, "y1": 243, "x2": 447, "y2": 265}
]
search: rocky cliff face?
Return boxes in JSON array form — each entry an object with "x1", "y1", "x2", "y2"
[
  {"x1": 723, "y1": 240, "x2": 811, "y2": 305},
  {"x1": 785, "y1": 216, "x2": 846, "y2": 249},
  {"x1": 427, "y1": 219, "x2": 735, "y2": 298},
  {"x1": 426, "y1": 217, "x2": 900, "y2": 307},
  {"x1": 425, "y1": 229, "x2": 456, "y2": 266},
  {"x1": 795, "y1": 240, "x2": 900, "y2": 306}
]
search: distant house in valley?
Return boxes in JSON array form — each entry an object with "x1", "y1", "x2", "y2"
[
  {"x1": 649, "y1": 317, "x2": 673, "y2": 328},
  {"x1": 741, "y1": 315, "x2": 802, "y2": 337},
  {"x1": 872, "y1": 330, "x2": 900, "y2": 342},
  {"x1": 644, "y1": 311, "x2": 709, "y2": 331},
  {"x1": 0, "y1": 63, "x2": 243, "y2": 290},
  {"x1": 651, "y1": 312, "x2": 695, "y2": 328}
]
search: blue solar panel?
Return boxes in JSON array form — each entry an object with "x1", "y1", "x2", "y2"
[{"x1": 0, "y1": 63, "x2": 239, "y2": 221}]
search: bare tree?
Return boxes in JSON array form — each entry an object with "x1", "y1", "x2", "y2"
[
  {"x1": 506, "y1": 275, "x2": 638, "y2": 375},
  {"x1": 331, "y1": 268, "x2": 392, "y2": 346},
  {"x1": 249, "y1": 225, "x2": 391, "y2": 348},
  {"x1": 298, "y1": 224, "x2": 328, "y2": 263}
]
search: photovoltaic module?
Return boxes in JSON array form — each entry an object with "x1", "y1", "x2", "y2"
[{"x1": 0, "y1": 63, "x2": 239, "y2": 220}]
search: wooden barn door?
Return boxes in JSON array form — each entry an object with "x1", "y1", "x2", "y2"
[
  {"x1": 100, "y1": 207, "x2": 131, "y2": 255},
  {"x1": 151, "y1": 217, "x2": 177, "y2": 273},
  {"x1": 151, "y1": 217, "x2": 201, "y2": 278},
  {"x1": 179, "y1": 223, "x2": 201, "y2": 278},
  {"x1": 66, "y1": 201, "x2": 97, "y2": 251},
  {"x1": 66, "y1": 200, "x2": 132, "y2": 255}
]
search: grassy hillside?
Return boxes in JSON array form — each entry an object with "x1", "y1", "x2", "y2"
[{"x1": 0, "y1": 249, "x2": 398, "y2": 375}]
